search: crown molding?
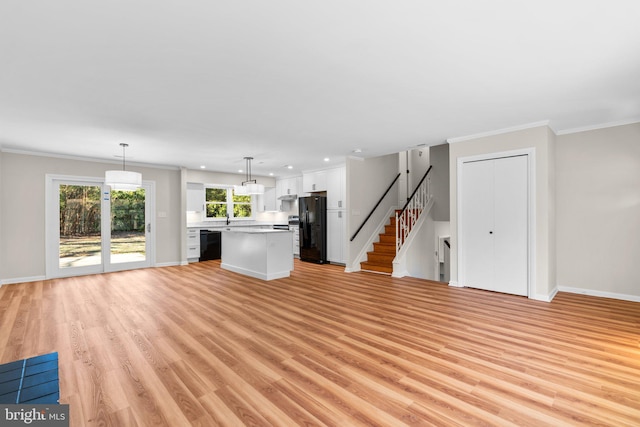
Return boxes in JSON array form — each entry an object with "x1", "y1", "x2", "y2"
[
  {"x1": 446, "y1": 121, "x2": 551, "y2": 144},
  {"x1": 0, "y1": 147, "x2": 180, "y2": 170},
  {"x1": 555, "y1": 118, "x2": 640, "y2": 135}
]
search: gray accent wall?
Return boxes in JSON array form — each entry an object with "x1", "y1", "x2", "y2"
[
  {"x1": 429, "y1": 143, "x2": 450, "y2": 221},
  {"x1": 555, "y1": 122, "x2": 640, "y2": 299}
]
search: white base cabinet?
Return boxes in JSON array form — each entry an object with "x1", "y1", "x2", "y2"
[
  {"x1": 221, "y1": 229, "x2": 293, "y2": 280},
  {"x1": 327, "y1": 210, "x2": 345, "y2": 264},
  {"x1": 186, "y1": 228, "x2": 200, "y2": 261}
]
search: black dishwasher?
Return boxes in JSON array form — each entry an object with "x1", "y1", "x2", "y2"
[{"x1": 200, "y1": 230, "x2": 221, "y2": 260}]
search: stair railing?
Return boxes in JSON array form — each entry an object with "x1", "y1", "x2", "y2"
[
  {"x1": 395, "y1": 166, "x2": 433, "y2": 254},
  {"x1": 350, "y1": 173, "x2": 401, "y2": 242}
]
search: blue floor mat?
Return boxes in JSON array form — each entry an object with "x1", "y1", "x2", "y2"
[{"x1": 0, "y1": 352, "x2": 60, "y2": 404}]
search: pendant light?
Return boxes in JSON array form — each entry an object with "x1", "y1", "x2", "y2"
[
  {"x1": 234, "y1": 156, "x2": 264, "y2": 195},
  {"x1": 105, "y1": 143, "x2": 142, "y2": 191}
]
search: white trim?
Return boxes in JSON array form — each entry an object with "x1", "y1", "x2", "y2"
[
  {"x1": 457, "y1": 148, "x2": 536, "y2": 299},
  {"x1": 558, "y1": 286, "x2": 640, "y2": 303},
  {"x1": 3, "y1": 147, "x2": 179, "y2": 170},
  {"x1": 555, "y1": 118, "x2": 640, "y2": 135},
  {"x1": 155, "y1": 262, "x2": 183, "y2": 268},
  {"x1": 447, "y1": 121, "x2": 550, "y2": 144},
  {"x1": 448, "y1": 280, "x2": 462, "y2": 287},
  {"x1": 1, "y1": 276, "x2": 47, "y2": 286},
  {"x1": 531, "y1": 287, "x2": 558, "y2": 302}
]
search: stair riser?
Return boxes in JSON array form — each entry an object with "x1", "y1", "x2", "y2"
[
  {"x1": 367, "y1": 253, "x2": 394, "y2": 264},
  {"x1": 373, "y1": 243, "x2": 395, "y2": 254},
  {"x1": 379, "y1": 234, "x2": 395, "y2": 243}
]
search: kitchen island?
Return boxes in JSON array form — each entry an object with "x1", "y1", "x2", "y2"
[{"x1": 221, "y1": 229, "x2": 293, "y2": 280}]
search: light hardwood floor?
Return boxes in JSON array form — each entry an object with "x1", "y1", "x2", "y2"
[{"x1": 1, "y1": 260, "x2": 639, "y2": 426}]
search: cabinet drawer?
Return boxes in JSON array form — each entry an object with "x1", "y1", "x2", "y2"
[{"x1": 187, "y1": 246, "x2": 200, "y2": 258}]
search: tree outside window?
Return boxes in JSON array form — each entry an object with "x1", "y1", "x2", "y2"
[
  {"x1": 232, "y1": 190, "x2": 251, "y2": 218},
  {"x1": 205, "y1": 186, "x2": 252, "y2": 219},
  {"x1": 205, "y1": 188, "x2": 227, "y2": 218}
]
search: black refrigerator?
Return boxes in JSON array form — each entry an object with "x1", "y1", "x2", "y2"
[{"x1": 299, "y1": 196, "x2": 327, "y2": 263}]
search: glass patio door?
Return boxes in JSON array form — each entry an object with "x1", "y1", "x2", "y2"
[
  {"x1": 57, "y1": 182, "x2": 104, "y2": 276},
  {"x1": 105, "y1": 187, "x2": 151, "y2": 272},
  {"x1": 47, "y1": 176, "x2": 153, "y2": 278}
]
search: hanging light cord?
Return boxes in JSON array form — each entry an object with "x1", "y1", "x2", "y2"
[
  {"x1": 120, "y1": 143, "x2": 129, "y2": 171},
  {"x1": 242, "y1": 156, "x2": 256, "y2": 185}
]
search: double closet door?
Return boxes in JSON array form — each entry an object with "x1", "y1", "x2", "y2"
[{"x1": 461, "y1": 154, "x2": 529, "y2": 296}]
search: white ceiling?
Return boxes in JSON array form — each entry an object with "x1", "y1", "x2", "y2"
[{"x1": 1, "y1": 1, "x2": 639, "y2": 177}]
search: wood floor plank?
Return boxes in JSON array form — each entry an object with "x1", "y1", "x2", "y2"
[{"x1": 1, "y1": 259, "x2": 639, "y2": 426}]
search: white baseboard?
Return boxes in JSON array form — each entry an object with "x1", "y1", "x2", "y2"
[
  {"x1": 0, "y1": 262, "x2": 187, "y2": 286},
  {"x1": 1, "y1": 275, "x2": 47, "y2": 286},
  {"x1": 531, "y1": 287, "x2": 558, "y2": 302},
  {"x1": 558, "y1": 286, "x2": 640, "y2": 303},
  {"x1": 448, "y1": 280, "x2": 462, "y2": 287},
  {"x1": 155, "y1": 261, "x2": 184, "y2": 268}
]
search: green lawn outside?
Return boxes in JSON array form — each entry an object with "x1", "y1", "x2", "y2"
[{"x1": 60, "y1": 232, "x2": 145, "y2": 258}]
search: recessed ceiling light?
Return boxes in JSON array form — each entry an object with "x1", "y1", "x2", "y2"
[
  {"x1": 285, "y1": 165, "x2": 293, "y2": 169},
  {"x1": 353, "y1": 148, "x2": 362, "y2": 153},
  {"x1": 324, "y1": 157, "x2": 330, "y2": 162},
  {"x1": 238, "y1": 169, "x2": 243, "y2": 173},
  {"x1": 269, "y1": 172, "x2": 274, "y2": 176},
  {"x1": 200, "y1": 165, "x2": 206, "y2": 169}
]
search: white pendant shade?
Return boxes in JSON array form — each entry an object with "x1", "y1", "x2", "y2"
[
  {"x1": 236, "y1": 156, "x2": 264, "y2": 195},
  {"x1": 234, "y1": 185, "x2": 249, "y2": 195},
  {"x1": 246, "y1": 183, "x2": 264, "y2": 195},
  {"x1": 105, "y1": 170, "x2": 142, "y2": 191},
  {"x1": 105, "y1": 143, "x2": 142, "y2": 191}
]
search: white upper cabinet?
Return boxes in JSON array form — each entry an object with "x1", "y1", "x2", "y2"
[
  {"x1": 186, "y1": 182, "x2": 205, "y2": 212},
  {"x1": 257, "y1": 187, "x2": 277, "y2": 212},
  {"x1": 302, "y1": 170, "x2": 327, "y2": 193},
  {"x1": 276, "y1": 177, "x2": 299, "y2": 198},
  {"x1": 326, "y1": 166, "x2": 345, "y2": 210}
]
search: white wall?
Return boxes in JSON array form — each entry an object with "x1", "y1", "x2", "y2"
[
  {"x1": 556, "y1": 122, "x2": 640, "y2": 300},
  {"x1": 448, "y1": 125, "x2": 556, "y2": 301},
  {"x1": 403, "y1": 210, "x2": 436, "y2": 279},
  {"x1": 0, "y1": 152, "x2": 182, "y2": 282},
  {"x1": 346, "y1": 153, "x2": 399, "y2": 268}
]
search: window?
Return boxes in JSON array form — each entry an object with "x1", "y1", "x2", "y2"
[{"x1": 205, "y1": 186, "x2": 252, "y2": 219}]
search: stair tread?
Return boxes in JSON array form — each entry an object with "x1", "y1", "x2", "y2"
[{"x1": 360, "y1": 262, "x2": 393, "y2": 274}]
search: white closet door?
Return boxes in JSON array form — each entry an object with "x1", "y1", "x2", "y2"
[
  {"x1": 461, "y1": 160, "x2": 495, "y2": 290},
  {"x1": 493, "y1": 155, "x2": 528, "y2": 296},
  {"x1": 461, "y1": 155, "x2": 528, "y2": 296}
]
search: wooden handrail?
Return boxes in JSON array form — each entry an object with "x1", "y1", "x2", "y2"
[
  {"x1": 399, "y1": 165, "x2": 432, "y2": 215},
  {"x1": 350, "y1": 173, "x2": 400, "y2": 242}
]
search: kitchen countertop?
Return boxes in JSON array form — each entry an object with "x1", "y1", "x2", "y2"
[
  {"x1": 187, "y1": 222, "x2": 275, "y2": 229},
  {"x1": 222, "y1": 229, "x2": 291, "y2": 234}
]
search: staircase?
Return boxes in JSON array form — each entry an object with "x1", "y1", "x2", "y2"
[{"x1": 360, "y1": 213, "x2": 398, "y2": 274}]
